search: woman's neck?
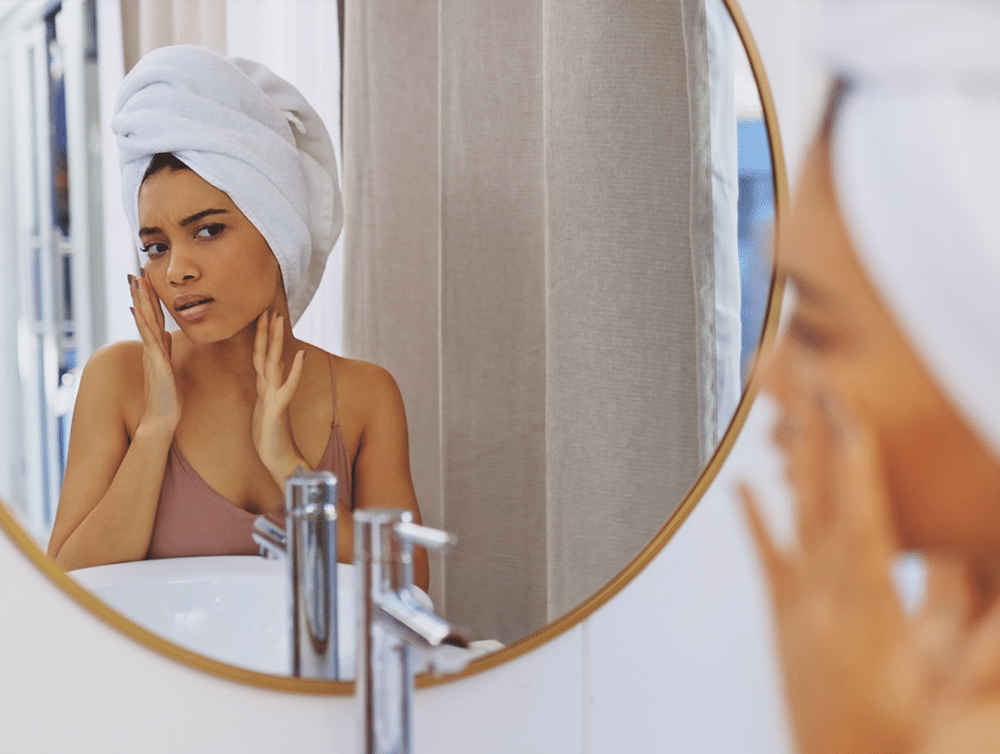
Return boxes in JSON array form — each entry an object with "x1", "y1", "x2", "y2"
[{"x1": 965, "y1": 558, "x2": 1000, "y2": 620}]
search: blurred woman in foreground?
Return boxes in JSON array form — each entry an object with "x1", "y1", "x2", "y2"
[{"x1": 742, "y1": 3, "x2": 1000, "y2": 752}]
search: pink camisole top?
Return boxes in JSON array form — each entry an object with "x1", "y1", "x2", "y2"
[{"x1": 146, "y1": 354, "x2": 353, "y2": 560}]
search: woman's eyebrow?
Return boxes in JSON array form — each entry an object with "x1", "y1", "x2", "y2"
[
  {"x1": 179, "y1": 208, "x2": 229, "y2": 227},
  {"x1": 138, "y1": 208, "x2": 229, "y2": 238}
]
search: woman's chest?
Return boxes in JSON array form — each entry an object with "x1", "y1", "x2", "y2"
[{"x1": 172, "y1": 393, "x2": 337, "y2": 513}]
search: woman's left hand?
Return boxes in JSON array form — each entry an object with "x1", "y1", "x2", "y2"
[
  {"x1": 251, "y1": 311, "x2": 308, "y2": 485},
  {"x1": 915, "y1": 570, "x2": 1000, "y2": 753}
]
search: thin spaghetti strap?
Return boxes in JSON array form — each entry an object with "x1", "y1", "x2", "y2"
[{"x1": 328, "y1": 352, "x2": 339, "y2": 426}]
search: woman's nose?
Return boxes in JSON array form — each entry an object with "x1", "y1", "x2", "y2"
[{"x1": 166, "y1": 243, "x2": 200, "y2": 285}]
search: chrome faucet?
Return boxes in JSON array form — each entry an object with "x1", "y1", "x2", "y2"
[
  {"x1": 253, "y1": 468, "x2": 340, "y2": 680},
  {"x1": 354, "y1": 509, "x2": 472, "y2": 754}
]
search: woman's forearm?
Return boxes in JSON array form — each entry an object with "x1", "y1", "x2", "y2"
[
  {"x1": 261, "y1": 451, "x2": 311, "y2": 491},
  {"x1": 52, "y1": 423, "x2": 173, "y2": 571}
]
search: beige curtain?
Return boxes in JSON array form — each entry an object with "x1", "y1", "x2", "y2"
[
  {"x1": 120, "y1": 0, "x2": 226, "y2": 72},
  {"x1": 345, "y1": 0, "x2": 715, "y2": 645}
]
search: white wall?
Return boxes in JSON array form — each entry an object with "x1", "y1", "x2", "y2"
[
  {"x1": 741, "y1": 0, "x2": 828, "y2": 192},
  {"x1": 0, "y1": 4, "x2": 822, "y2": 752}
]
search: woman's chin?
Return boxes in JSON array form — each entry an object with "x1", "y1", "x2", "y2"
[
  {"x1": 179, "y1": 319, "x2": 263, "y2": 349},
  {"x1": 173, "y1": 322, "x2": 228, "y2": 347}
]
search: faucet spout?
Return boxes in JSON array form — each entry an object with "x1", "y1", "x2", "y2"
[{"x1": 253, "y1": 468, "x2": 339, "y2": 680}]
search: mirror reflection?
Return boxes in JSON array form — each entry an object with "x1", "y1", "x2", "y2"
[{"x1": 0, "y1": 0, "x2": 775, "y2": 679}]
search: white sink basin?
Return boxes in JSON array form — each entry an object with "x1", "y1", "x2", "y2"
[{"x1": 69, "y1": 555, "x2": 357, "y2": 677}]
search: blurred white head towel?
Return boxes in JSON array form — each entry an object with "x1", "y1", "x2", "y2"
[
  {"x1": 822, "y1": 1, "x2": 1000, "y2": 456},
  {"x1": 112, "y1": 45, "x2": 343, "y2": 325}
]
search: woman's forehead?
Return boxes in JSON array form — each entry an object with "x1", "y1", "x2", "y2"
[{"x1": 138, "y1": 168, "x2": 236, "y2": 219}]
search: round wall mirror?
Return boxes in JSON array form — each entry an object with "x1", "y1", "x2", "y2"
[{"x1": 0, "y1": 0, "x2": 785, "y2": 694}]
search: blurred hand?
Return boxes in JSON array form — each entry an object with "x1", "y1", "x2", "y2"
[
  {"x1": 740, "y1": 389, "x2": 966, "y2": 754},
  {"x1": 129, "y1": 271, "x2": 180, "y2": 435},
  {"x1": 915, "y1": 574, "x2": 1000, "y2": 754},
  {"x1": 251, "y1": 311, "x2": 308, "y2": 484}
]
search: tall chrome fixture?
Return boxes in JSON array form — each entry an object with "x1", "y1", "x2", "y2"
[
  {"x1": 355, "y1": 509, "x2": 472, "y2": 754},
  {"x1": 253, "y1": 468, "x2": 339, "y2": 680}
]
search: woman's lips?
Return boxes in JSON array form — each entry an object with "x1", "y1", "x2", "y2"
[{"x1": 173, "y1": 295, "x2": 214, "y2": 322}]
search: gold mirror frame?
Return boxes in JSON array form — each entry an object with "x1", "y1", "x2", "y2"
[{"x1": 0, "y1": 0, "x2": 787, "y2": 695}]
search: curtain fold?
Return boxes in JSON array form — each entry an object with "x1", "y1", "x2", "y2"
[
  {"x1": 707, "y1": 0, "x2": 743, "y2": 441},
  {"x1": 438, "y1": 0, "x2": 549, "y2": 642},
  {"x1": 343, "y1": 0, "x2": 446, "y2": 604},
  {"x1": 543, "y1": 0, "x2": 710, "y2": 619},
  {"x1": 345, "y1": 0, "x2": 715, "y2": 645}
]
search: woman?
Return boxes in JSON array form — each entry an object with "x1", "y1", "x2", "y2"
[
  {"x1": 742, "y1": 3, "x2": 1000, "y2": 752},
  {"x1": 47, "y1": 46, "x2": 428, "y2": 590}
]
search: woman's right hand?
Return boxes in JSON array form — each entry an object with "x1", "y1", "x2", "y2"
[
  {"x1": 129, "y1": 271, "x2": 181, "y2": 435},
  {"x1": 47, "y1": 275, "x2": 181, "y2": 568},
  {"x1": 740, "y1": 390, "x2": 949, "y2": 754}
]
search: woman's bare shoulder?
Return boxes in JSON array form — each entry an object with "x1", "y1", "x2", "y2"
[
  {"x1": 83, "y1": 340, "x2": 144, "y2": 382},
  {"x1": 332, "y1": 356, "x2": 405, "y2": 415},
  {"x1": 77, "y1": 341, "x2": 146, "y2": 418}
]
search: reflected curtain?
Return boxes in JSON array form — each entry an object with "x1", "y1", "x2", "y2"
[
  {"x1": 119, "y1": 0, "x2": 226, "y2": 72},
  {"x1": 345, "y1": 0, "x2": 716, "y2": 644}
]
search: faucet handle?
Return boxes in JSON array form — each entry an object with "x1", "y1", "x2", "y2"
[
  {"x1": 252, "y1": 515, "x2": 287, "y2": 560},
  {"x1": 393, "y1": 520, "x2": 456, "y2": 551}
]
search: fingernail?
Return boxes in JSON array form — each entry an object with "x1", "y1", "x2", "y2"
[
  {"x1": 139, "y1": 267, "x2": 146, "y2": 279},
  {"x1": 129, "y1": 306, "x2": 135, "y2": 316},
  {"x1": 127, "y1": 274, "x2": 135, "y2": 288}
]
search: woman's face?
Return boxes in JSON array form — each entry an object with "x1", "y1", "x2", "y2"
[
  {"x1": 764, "y1": 141, "x2": 1000, "y2": 556},
  {"x1": 137, "y1": 167, "x2": 285, "y2": 344}
]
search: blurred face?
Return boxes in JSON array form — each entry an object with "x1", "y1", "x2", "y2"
[
  {"x1": 764, "y1": 141, "x2": 1000, "y2": 555},
  {"x1": 137, "y1": 167, "x2": 285, "y2": 344}
]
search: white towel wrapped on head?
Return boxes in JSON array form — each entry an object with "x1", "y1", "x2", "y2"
[
  {"x1": 112, "y1": 45, "x2": 342, "y2": 325},
  {"x1": 822, "y1": 0, "x2": 1000, "y2": 457}
]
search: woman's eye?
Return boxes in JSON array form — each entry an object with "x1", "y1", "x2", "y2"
[
  {"x1": 140, "y1": 242, "x2": 168, "y2": 257},
  {"x1": 788, "y1": 315, "x2": 836, "y2": 353},
  {"x1": 194, "y1": 223, "x2": 225, "y2": 239}
]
